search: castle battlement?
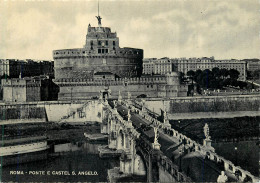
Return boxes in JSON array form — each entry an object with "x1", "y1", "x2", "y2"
[
  {"x1": 54, "y1": 75, "x2": 168, "y2": 86},
  {"x1": 53, "y1": 47, "x2": 143, "y2": 59}
]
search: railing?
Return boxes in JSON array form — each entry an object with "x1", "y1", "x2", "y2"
[{"x1": 123, "y1": 99, "x2": 259, "y2": 183}]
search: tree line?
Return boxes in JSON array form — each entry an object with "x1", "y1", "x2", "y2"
[{"x1": 182, "y1": 68, "x2": 251, "y2": 93}]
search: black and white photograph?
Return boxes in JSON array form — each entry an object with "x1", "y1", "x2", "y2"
[{"x1": 0, "y1": 0, "x2": 259, "y2": 182}]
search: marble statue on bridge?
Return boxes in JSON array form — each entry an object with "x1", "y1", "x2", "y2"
[
  {"x1": 127, "y1": 110, "x2": 131, "y2": 122},
  {"x1": 152, "y1": 127, "x2": 161, "y2": 150},
  {"x1": 118, "y1": 90, "x2": 122, "y2": 103},
  {"x1": 217, "y1": 171, "x2": 228, "y2": 183},
  {"x1": 203, "y1": 123, "x2": 215, "y2": 152},
  {"x1": 163, "y1": 110, "x2": 171, "y2": 127},
  {"x1": 127, "y1": 92, "x2": 131, "y2": 101},
  {"x1": 204, "y1": 123, "x2": 211, "y2": 140}
]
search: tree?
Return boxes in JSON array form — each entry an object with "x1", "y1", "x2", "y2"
[
  {"x1": 223, "y1": 78, "x2": 231, "y2": 86},
  {"x1": 230, "y1": 79, "x2": 238, "y2": 87},
  {"x1": 220, "y1": 68, "x2": 229, "y2": 79},
  {"x1": 212, "y1": 67, "x2": 220, "y2": 79},
  {"x1": 246, "y1": 70, "x2": 253, "y2": 80},
  {"x1": 237, "y1": 81, "x2": 247, "y2": 89},
  {"x1": 187, "y1": 70, "x2": 195, "y2": 77},
  {"x1": 229, "y1": 69, "x2": 240, "y2": 80},
  {"x1": 187, "y1": 70, "x2": 195, "y2": 83},
  {"x1": 179, "y1": 72, "x2": 185, "y2": 83},
  {"x1": 202, "y1": 69, "x2": 213, "y2": 89},
  {"x1": 252, "y1": 70, "x2": 260, "y2": 80},
  {"x1": 196, "y1": 84, "x2": 202, "y2": 94},
  {"x1": 194, "y1": 69, "x2": 202, "y2": 83}
]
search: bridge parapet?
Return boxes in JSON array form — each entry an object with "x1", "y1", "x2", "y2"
[
  {"x1": 158, "y1": 154, "x2": 192, "y2": 182},
  {"x1": 121, "y1": 99, "x2": 259, "y2": 183}
]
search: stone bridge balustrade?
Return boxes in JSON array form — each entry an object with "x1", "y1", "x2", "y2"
[
  {"x1": 121, "y1": 99, "x2": 259, "y2": 183},
  {"x1": 102, "y1": 101, "x2": 161, "y2": 181},
  {"x1": 101, "y1": 100, "x2": 192, "y2": 182},
  {"x1": 158, "y1": 154, "x2": 191, "y2": 182}
]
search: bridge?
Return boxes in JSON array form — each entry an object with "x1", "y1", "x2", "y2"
[
  {"x1": 97, "y1": 92, "x2": 258, "y2": 182},
  {"x1": 0, "y1": 92, "x2": 258, "y2": 182}
]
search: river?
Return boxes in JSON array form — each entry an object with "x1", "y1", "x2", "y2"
[{"x1": 1, "y1": 141, "x2": 120, "y2": 182}]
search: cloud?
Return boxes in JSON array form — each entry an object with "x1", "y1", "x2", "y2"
[{"x1": 0, "y1": 0, "x2": 259, "y2": 60}]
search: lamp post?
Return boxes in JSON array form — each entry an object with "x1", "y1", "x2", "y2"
[
  {"x1": 70, "y1": 87, "x2": 73, "y2": 101},
  {"x1": 234, "y1": 146, "x2": 238, "y2": 166},
  {"x1": 179, "y1": 145, "x2": 184, "y2": 172}
]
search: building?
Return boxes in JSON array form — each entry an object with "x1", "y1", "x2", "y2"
[
  {"x1": 143, "y1": 57, "x2": 178, "y2": 75},
  {"x1": 53, "y1": 15, "x2": 188, "y2": 100},
  {"x1": 143, "y1": 58, "x2": 156, "y2": 75},
  {"x1": 243, "y1": 59, "x2": 260, "y2": 72},
  {"x1": 175, "y1": 57, "x2": 247, "y2": 81},
  {"x1": 53, "y1": 19, "x2": 143, "y2": 81},
  {"x1": 1, "y1": 76, "x2": 59, "y2": 102},
  {"x1": 143, "y1": 57, "x2": 247, "y2": 81},
  {"x1": 0, "y1": 59, "x2": 54, "y2": 78}
]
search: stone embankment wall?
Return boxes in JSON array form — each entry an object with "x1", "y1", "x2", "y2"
[
  {"x1": 0, "y1": 100, "x2": 102, "y2": 124},
  {"x1": 144, "y1": 95, "x2": 260, "y2": 118},
  {"x1": 0, "y1": 105, "x2": 46, "y2": 124},
  {"x1": 134, "y1": 103, "x2": 259, "y2": 183}
]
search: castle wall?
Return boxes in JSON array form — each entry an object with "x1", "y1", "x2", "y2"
[
  {"x1": 53, "y1": 48, "x2": 143, "y2": 80},
  {"x1": 26, "y1": 86, "x2": 41, "y2": 102},
  {"x1": 56, "y1": 84, "x2": 187, "y2": 100},
  {"x1": 54, "y1": 73, "x2": 187, "y2": 100},
  {"x1": 57, "y1": 84, "x2": 163, "y2": 100},
  {"x1": 2, "y1": 79, "x2": 27, "y2": 102}
]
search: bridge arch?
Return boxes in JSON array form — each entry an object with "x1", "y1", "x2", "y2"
[
  {"x1": 134, "y1": 144, "x2": 159, "y2": 182},
  {"x1": 134, "y1": 151, "x2": 147, "y2": 177}
]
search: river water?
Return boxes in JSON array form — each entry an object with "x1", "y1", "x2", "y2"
[{"x1": 1, "y1": 141, "x2": 120, "y2": 182}]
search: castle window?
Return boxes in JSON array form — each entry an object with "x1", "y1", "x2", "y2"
[
  {"x1": 106, "y1": 41, "x2": 108, "y2": 45},
  {"x1": 113, "y1": 47, "x2": 115, "y2": 50},
  {"x1": 98, "y1": 49, "x2": 101, "y2": 53},
  {"x1": 113, "y1": 41, "x2": 115, "y2": 46},
  {"x1": 90, "y1": 41, "x2": 93, "y2": 46},
  {"x1": 98, "y1": 41, "x2": 101, "y2": 45}
]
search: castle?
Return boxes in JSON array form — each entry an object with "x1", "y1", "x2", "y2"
[{"x1": 53, "y1": 14, "x2": 188, "y2": 100}]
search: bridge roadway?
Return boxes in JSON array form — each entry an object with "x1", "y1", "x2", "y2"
[{"x1": 111, "y1": 101, "x2": 236, "y2": 182}]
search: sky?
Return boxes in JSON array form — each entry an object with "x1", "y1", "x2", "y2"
[{"x1": 0, "y1": 0, "x2": 259, "y2": 60}]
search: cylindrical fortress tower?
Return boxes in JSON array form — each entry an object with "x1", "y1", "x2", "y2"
[{"x1": 53, "y1": 17, "x2": 143, "y2": 82}]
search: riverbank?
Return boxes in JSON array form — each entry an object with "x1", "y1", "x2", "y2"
[
  {"x1": 1, "y1": 141, "x2": 119, "y2": 182},
  {"x1": 169, "y1": 111, "x2": 260, "y2": 120},
  {"x1": 2, "y1": 122, "x2": 101, "y2": 144}
]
